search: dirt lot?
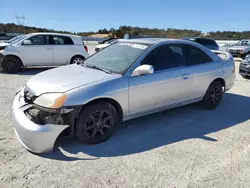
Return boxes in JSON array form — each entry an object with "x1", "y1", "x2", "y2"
[{"x1": 1, "y1": 61, "x2": 250, "y2": 188}]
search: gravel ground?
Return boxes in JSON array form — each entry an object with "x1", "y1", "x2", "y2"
[{"x1": 1, "y1": 61, "x2": 250, "y2": 188}]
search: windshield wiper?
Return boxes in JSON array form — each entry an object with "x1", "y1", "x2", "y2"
[{"x1": 86, "y1": 65, "x2": 111, "y2": 74}]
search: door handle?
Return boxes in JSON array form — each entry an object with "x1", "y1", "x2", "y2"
[
  {"x1": 182, "y1": 73, "x2": 191, "y2": 80},
  {"x1": 46, "y1": 47, "x2": 52, "y2": 50}
]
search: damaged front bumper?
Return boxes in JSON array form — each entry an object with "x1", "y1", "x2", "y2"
[
  {"x1": 12, "y1": 88, "x2": 69, "y2": 153},
  {"x1": 239, "y1": 62, "x2": 250, "y2": 77}
]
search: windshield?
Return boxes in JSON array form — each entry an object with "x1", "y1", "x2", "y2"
[
  {"x1": 7, "y1": 35, "x2": 27, "y2": 44},
  {"x1": 84, "y1": 42, "x2": 149, "y2": 74},
  {"x1": 236, "y1": 40, "x2": 250, "y2": 46},
  {"x1": 6, "y1": 36, "x2": 21, "y2": 43}
]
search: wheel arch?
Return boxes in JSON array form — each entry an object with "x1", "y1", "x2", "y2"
[
  {"x1": 211, "y1": 77, "x2": 226, "y2": 89},
  {"x1": 70, "y1": 54, "x2": 85, "y2": 64},
  {"x1": 77, "y1": 97, "x2": 124, "y2": 123},
  {"x1": 4, "y1": 54, "x2": 24, "y2": 67},
  {"x1": 202, "y1": 77, "x2": 226, "y2": 99}
]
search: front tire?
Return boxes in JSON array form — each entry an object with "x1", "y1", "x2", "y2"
[
  {"x1": 201, "y1": 81, "x2": 223, "y2": 110},
  {"x1": 76, "y1": 101, "x2": 118, "y2": 144},
  {"x1": 70, "y1": 56, "x2": 85, "y2": 64},
  {"x1": 1, "y1": 56, "x2": 22, "y2": 73}
]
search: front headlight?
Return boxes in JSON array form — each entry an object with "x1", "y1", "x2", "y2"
[{"x1": 34, "y1": 93, "x2": 67, "y2": 109}]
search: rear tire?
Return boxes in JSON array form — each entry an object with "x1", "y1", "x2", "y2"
[
  {"x1": 200, "y1": 81, "x2": 223, "y2": 110},
  {"x1": 76, "y1": 101, "x2": 118, "y2": 144},
  {"x1": 1, "y1": 56, "x2": 22, "y2": 73}
]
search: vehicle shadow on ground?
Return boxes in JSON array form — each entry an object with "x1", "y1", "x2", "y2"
[
  {"x1": 40, "y1": 93, "x2": 250, "y2": 161},
  {"x1": 0, "y1": 68, "x2": 52, "y2": 76}
]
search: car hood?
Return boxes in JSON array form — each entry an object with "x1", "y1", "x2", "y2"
[
  {"x1": 26, "y1": 64, "x2": 118, "y2": 96},
  {"x1": 228, "y1": 46, "x2": 250, "y2": 50}
]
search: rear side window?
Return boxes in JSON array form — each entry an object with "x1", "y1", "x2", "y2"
[
  {"x1": 184, "y1": 44, "x2": 213, "y2": 66},
  {"x1": 52, "y1": 36, "x2": 74, "y2": 45}
]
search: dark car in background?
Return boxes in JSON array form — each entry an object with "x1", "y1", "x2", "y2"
[
  {"x1": 239, "y1": 55, "x2": 250, "y2": 79},
  {"x1": 182, "y1": 37, "x2": 219, "y2": 50},
  {"x1": 98, "y1": 37, "x2": 116, "y2": 44}
]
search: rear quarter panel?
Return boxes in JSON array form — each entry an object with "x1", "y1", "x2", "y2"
[{"x1": 189, "y1": 61, "x2": 224, "y2": 99}]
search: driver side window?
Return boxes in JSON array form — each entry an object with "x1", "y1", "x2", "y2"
[{"x1": 141, "y1": 44, "x2": 187, "y2": 72}]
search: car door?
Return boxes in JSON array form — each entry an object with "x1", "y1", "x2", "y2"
[
  {"x1": 183, "y1": 44, "x2": 218, "y2": 99},
  {"x1": 19, "y1": 35, "x2": 53, "y2": 66},
  {"x1": 128, "y1": 44, "x2": 195, "y2": 116},
  {"x1": 51, "y1": 35, "x2": 74, "y2": 65}
]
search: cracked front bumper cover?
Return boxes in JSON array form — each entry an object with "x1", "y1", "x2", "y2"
[{"x1": 12, "y1": 90, "x2": 69, "y2": 153}]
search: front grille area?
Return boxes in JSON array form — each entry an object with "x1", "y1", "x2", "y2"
[{"x1": 25, "y1": 107, "x2": 65, "y2": 125}]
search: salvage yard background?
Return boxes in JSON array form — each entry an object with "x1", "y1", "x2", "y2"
[{"x1": 1, "y1": 58, "x2": 250, "y2": 187}]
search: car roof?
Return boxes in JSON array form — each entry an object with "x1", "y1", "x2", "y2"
[
  {"x1": 29, "y1": 32, "x2": 82, "y2": 38},
  {"x1": 119, "y1": 38, "x2": 202, "y2": 45},
  {"x1": 119, "y1": 38, "x2": 221, "y2": 61},
  {"x1": 182, "y1": 37, "x2": 214, "y2": 41}
]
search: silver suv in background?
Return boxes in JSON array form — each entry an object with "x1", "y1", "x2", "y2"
[
  {"x1": 0, "y1": 33, "x2": 89, "y2": 73},
  {"x1": 226, "y1": 39, "x2": 250, "y2": 58}
]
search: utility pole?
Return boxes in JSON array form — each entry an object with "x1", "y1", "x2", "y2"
[{"x1": 15, "y1": 13, "x2": 27, "y2": 33}]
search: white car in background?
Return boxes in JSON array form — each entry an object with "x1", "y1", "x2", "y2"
[
  {"x1": 95, "y1": 38, "x2": 118, "y2": 52},
  {"x1": 0, "y1": 33, "x2": 89, "y2": 73}
]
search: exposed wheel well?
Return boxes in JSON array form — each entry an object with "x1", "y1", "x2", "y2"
[
  {"x1": 70, "y1": 55, "x2": 85, "y2": 64},
  {"x1": 4, "y1": 55, "x2": 23, "y2": 67},
  {"x1": 78, "y1": 98, "x2": 124, "y2": 123},
  {"x1": 211, "y1": 78, "x2": 225, "y2": 90}
]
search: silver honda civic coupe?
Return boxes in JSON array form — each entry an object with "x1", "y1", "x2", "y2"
[{"x1": 12, "y1": 38, "x2": 235, "y2": 153}]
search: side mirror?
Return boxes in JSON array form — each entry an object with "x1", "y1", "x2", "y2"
[
  {"x1": 131, "y1": 64, "x2": 154, "y2": 77},
  {"x1": 23, "y1": 40, "x2": 32, "y2": 45}
]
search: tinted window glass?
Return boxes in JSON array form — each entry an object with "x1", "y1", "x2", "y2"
[
  {"x1": 185, "y1": 44, "x2": 213, "y2": 66},
  {"x1": 142, "y1": 44, "x2": 186, "y2": 71},
  {"x1": 53, "y1": 36, "x2": 74, "y2": 45},
  {"x1": 28, "y1": 35, "x2": 49, "y2": 45}
]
